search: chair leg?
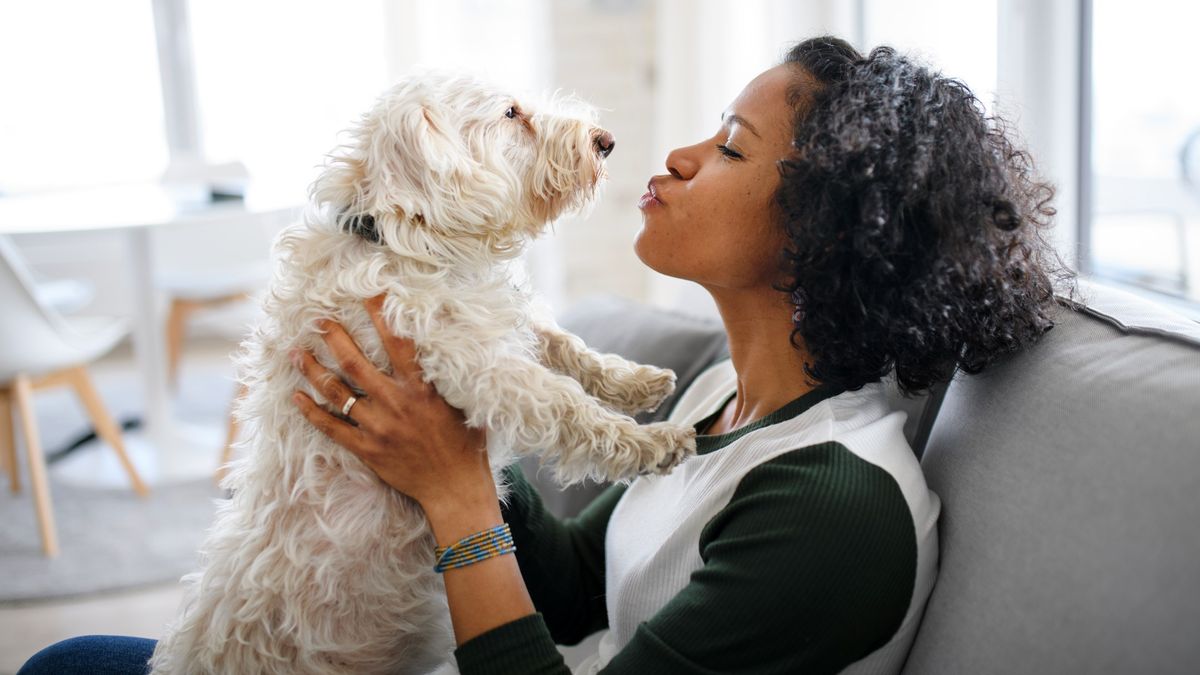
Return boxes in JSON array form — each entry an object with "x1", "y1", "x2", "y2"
[
  {"x1": 215, "y1": 382, "x2": 249, "y2": 486},
  {"x1": 67, "y1": 366, "x2": 150, "y2": 498},
  {"x1": 0, "y1": 386, "x2": 18, "y2": 493},
  {"x1": 12, "y1": 374, "x2": 59, "y2": 557},
  {"x1": 170, "y1": 292, "x2": 254, "y2": 392},
  {"x1": 165, "y1": 297, "x2": 194, "y2": 391}
]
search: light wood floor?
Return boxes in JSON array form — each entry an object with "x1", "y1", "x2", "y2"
[{"x1": 0, "y1": 582, "x2": 185, "y2": 673}]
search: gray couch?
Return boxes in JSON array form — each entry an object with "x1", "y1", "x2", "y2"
[{"x1": 523, "y1": 279, "x2": 1200, "y2": 674}]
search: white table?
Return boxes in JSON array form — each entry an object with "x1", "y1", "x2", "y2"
[{"x1": 0, "y1": 182, "x2": 302, "y2": 486}]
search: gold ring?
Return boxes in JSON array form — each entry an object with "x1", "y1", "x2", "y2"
[{"x1": 341, "y1": 395, "x2": 358, "y2": 417}]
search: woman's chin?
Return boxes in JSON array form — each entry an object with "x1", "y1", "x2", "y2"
[
  {"x1": 633, "y1": 245, "x2": 683, "y2": 282},
  {"x1": 633, "y1": 224, "x2": 699, "y2": 281},
  {"x1": 632, "y1": 228, "x2": 662, "y2": 271}
]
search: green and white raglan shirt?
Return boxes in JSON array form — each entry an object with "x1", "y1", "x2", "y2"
[{"x1": 453, "y1": 359, "x2": 941, "y2": 674}]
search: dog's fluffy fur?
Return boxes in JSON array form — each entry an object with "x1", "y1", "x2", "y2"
[{"x1": 148, "y1": 73, "x2": 696, "y2": 674}]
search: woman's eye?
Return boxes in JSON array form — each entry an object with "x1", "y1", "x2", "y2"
[
  {"x1": 716, "y1": 144, "x2": 743, "y2": 160},
  {"x1": 505, "y1": 106, "x2": 518, "y2": 119}
]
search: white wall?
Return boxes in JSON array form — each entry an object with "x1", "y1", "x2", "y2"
[{"x1": 546, "y1": 0, "x2": 657, "y2": 309}]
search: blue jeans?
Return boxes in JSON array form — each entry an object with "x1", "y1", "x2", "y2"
[{"x1": 18, "y1": 635, "x2": 157, "y2": 675}]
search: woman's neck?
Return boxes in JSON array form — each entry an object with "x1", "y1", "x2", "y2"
[{"x1": 707, "y1": 287, "x2": 817, "y2": 434}]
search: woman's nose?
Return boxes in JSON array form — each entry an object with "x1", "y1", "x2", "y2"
[{"x1": 665, "y1": 145, "x2": 699, "y2": 180}]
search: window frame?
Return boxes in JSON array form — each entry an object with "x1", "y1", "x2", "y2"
[{"x1": 1076, "y1": 0, "x2": 1093, "y2": 278}]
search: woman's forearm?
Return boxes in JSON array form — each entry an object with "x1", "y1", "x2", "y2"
[{"x1": 425, "y1": 488, "x2": 538, "y2": 646}]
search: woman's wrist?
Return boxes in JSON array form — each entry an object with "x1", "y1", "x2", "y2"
[
  {"x1": 423, "y1": 484, "x2": 505, "y2": 549},
  {"x1": 420, "y1": 469, "x2": 533, "y2": 646}
]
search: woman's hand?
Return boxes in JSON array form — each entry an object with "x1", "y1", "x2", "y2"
[
  {"x1": 289, "y1": 295, "x2": 493, "y2": 516},
  {"x1": 291, "y1": 297, "x2": 537, "y2": 645}
]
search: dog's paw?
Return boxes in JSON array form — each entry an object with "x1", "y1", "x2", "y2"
[
  {"x1": 638, "y1": 422, "x2": 696, "y2": 475},
  {"x1": 594, "y1": 422, "x2": 694, "y2": 480},
  {"x1": 615, "y1": 364, "x2": 677, "y2": 415}
]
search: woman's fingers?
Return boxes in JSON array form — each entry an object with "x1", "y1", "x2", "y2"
[
  {"x1": 292, "y1": 348, "x2": 373, "y2": 422},
  {"x1": 292, "y1": 390, "x2": 365, "y2": 452},
  {"x1": 287, "y1": 310, "x2": 492, "y2": 506},
  {"x1": 316, "y1": 318, "x2": 394, "y2": 397},
  {"x1": 363, "y1": 295, "x2": 425, "y2": 388}
]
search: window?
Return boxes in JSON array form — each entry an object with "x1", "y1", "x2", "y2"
[
  {"x1": 187, "y1": 0, "x2": 390, "y2": 188},
  {"x1": 185, "y1": 0, "x2": 552, "y2": 191},
  {"x1": 1083, "y1": 0, "x2": 1200, "y2": 304},
  {"x1": 0, "y1": 1, "x2": 168, "y2": 195}
]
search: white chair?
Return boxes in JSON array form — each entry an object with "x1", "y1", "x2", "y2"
[
  {"x1": 153, "y1": 217, "x2": 272, "y2": 390},
  {"x1": 150, "y1": 213, "x2": 285, "y2": 483},
  {"x1": 34, "y1": 277, "x2": 96, "y2": 316},
  {"x1": 0, "y1": 235, "x2": 149, "y2": 557}
]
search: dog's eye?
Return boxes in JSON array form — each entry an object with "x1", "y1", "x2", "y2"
[{"x1": 505, "y1": 106, "x2": 518, "y2": 119}]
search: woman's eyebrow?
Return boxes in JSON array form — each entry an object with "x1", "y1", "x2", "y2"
[{"x1": 720, "y1": 112, "x2": 761, "y2": 139}]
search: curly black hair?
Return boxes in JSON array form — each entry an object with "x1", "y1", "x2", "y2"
[{"x1": 776, "y1": 36, "x2": 1071, "y2": 395}]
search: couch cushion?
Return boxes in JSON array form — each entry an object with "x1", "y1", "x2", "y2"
[{"x1": 902, "y1": 281, "x2": 1200, "y2": 674}]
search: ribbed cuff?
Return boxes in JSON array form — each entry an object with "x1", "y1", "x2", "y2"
[{"x1": 453, "y1": 612, "x2": 569, "y2": 674}]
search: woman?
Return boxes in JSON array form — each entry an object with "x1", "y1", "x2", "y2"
[{"x1": 20, "y1": 36, "x2": 1062, "y2": 674}]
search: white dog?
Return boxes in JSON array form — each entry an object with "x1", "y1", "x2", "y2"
[{"x1": 148, "y1": 73, "x2": 696, "y2": 674}]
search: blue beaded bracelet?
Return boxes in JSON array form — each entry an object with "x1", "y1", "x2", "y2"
[{"x1": 433, "y1": 523, "x2": 516, "y2": 573}]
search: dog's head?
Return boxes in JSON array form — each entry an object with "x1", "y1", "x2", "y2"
[{"x1": 312, "y1": 72, "x2": 612, "y2": 255}]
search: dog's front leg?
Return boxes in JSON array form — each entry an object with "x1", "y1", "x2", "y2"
[
  {"x1": 532, "y1": 323, "x2": 677, "y2": 416},
  {"x1": 428, "y1": 351, "x2": 695, "y2": 484}
]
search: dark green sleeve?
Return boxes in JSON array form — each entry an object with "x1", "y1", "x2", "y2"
[
  {"x1": 604, "y1": 442, "x2": 918, "y2": 674},
  {"x1": 499, "y1": 463, "x2": 626, "y2": 645},
  {"x1": 456, "y1": 443, "x2": 917, "y2": 675}
]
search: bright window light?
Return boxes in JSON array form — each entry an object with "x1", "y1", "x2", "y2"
[
  {"x1": 0, "y1": 1, "x2": 168, "y2": 195},
  {"x1": 187, "y1": 0, "x2": 390, "y2": 189},
  {"x1": 1088, "y1": 0, "x2": 1200, "y2": 302}
]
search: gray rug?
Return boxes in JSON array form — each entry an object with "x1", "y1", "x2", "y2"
[
  {"x1": 0, "y1": 479, "x2": 224, "y2": 605},
  {"x1": 0, "y1": 346, "x2": 238, "y2": 605}
]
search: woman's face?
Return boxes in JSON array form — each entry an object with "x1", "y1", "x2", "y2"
[{"x1": 634, "y1": 64, "x2": 799, "y2": 292}]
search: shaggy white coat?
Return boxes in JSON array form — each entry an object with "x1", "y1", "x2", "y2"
[{"x1": 147, "y1": 73, "x2": 696, "y2": 674}]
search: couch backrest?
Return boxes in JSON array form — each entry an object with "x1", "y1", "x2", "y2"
[{"x1": 902, "y1": 281, "x2": 1200, "y2": 674}]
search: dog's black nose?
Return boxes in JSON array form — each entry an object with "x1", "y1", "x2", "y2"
[{"x1": 594, "y1": 130, "x2": 615, "y2": 158}]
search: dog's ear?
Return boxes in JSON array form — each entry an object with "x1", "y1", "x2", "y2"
[
  {"x1": 313, "y1": 81, "x2": 517, "y2": 243},
  {"x1": 371, "y1": 96, "x2": 515, "y2": 235}
]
